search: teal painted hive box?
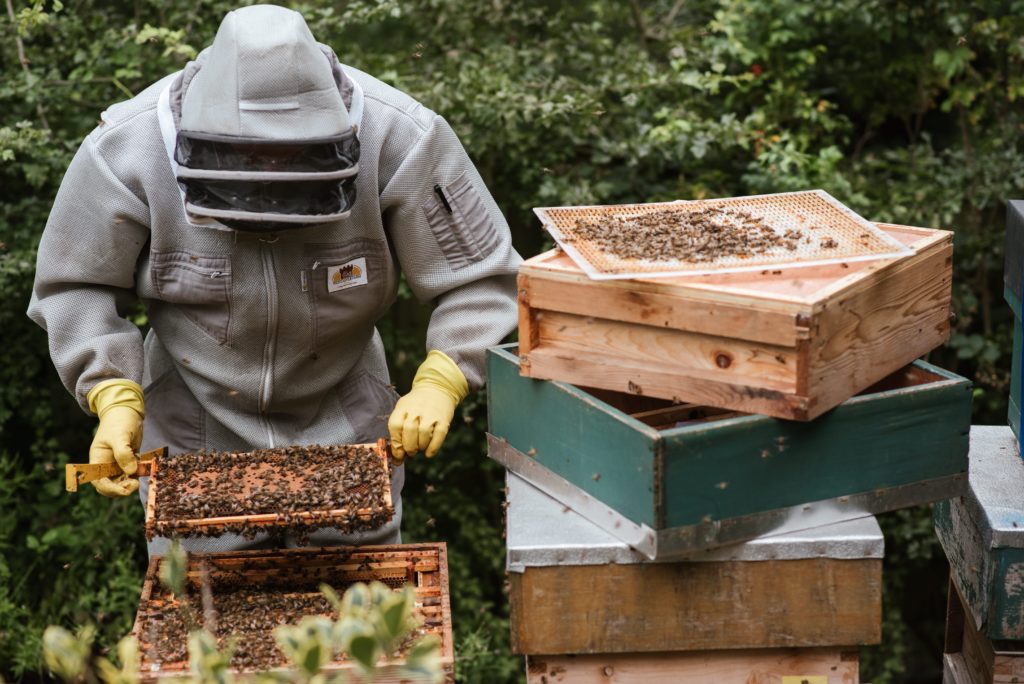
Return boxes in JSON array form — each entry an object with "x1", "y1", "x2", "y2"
[
  {"x1": 1007, "y1": 285, "x2": 1021, "y2": 442},
  {"x1": 935, "y1": 426, "x2": 1024, "y2": 642},
  {"x1": 488, "y1": 343, "x2": 971, "y2": 558}
]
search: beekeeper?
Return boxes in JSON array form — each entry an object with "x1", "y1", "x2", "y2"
[{"x1": 27, "y1": 4, "x2": 520, "y2": 550}]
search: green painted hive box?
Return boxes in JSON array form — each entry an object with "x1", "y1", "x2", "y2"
[
  {"x1": 1006, "y1": 285, "x2": 1021, "y2": 442},
  {"x1": 488, "y1": 343, "x2": 971, "y2": 558},
  {"x1": 935, "y1": 426, "x2": 1024, "y2": 642}
]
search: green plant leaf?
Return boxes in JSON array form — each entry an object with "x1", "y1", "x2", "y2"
[
  {"x1": 159, "y1": 540, "x2": 187, "y2": 597},
  {"x1": 41, "y1": 626, "x2": 91, "y2": 682},
  {"x1": 347, "y1": 634, "x2": 380, "y2": 673},
  {"x1": 380, "y1": 599, "x2": 407, "y2": 640}
]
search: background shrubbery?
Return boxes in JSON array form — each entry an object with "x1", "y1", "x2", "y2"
[{"x1": 2, "y1": 1, "x2": 1021, "y2": 681}]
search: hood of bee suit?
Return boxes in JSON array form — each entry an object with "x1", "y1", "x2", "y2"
[{"x1": 173, "y1": 4, "x2": 360, "y2": 232}]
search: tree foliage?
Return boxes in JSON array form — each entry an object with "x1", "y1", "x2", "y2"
[{"x1": 2, "y1": 1, "x2": 1021, "y2": 682}]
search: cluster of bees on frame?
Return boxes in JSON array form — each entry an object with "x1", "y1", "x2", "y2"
[
  {"x1": 568, "y1": 205, "x2": 843, "y2": 265},
  {"x1": 140, "y1": 552, "x2": 432, "y2": 670},
  {"x1": 150, "y1": 444, "x2": 393, "y2": 542}
]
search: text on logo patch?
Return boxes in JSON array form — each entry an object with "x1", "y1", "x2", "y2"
[{"x1": 327, "y1": 258, "x2": 368, "y2": 293}]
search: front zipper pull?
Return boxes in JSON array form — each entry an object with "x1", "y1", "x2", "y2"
[{"x1": 434, "y1": 184, "x2": 453, "y2": 214}]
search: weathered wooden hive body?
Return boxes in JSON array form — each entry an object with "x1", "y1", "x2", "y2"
[
  {"x1": 935, "y1": 427, "x2": 1024, "y2": 683},
  {"x1": 506, "y1": 471, "x2": 879, "y2": 682},
  {"x1": 489, "y1": 343, "x2": 970, "y2": 557}
]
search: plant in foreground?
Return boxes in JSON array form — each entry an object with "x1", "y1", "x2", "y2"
[{"x1": 43, "y1": 541, "x2": 443, "y2": 684}]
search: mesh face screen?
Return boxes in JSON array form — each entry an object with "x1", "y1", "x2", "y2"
[{"x1": 534, "y1": 190, "x2": 912, "y2": 280}]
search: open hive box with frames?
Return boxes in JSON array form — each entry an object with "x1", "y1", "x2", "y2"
[
  {"x1": 132, "y1": 544, "x2": 454, "y2": 681},
  {"x1": 144, "y1": 439, "x2": 394, "y2": 541},
  {"x1": 523, "y1": 192, "x2": 954, "y2": 420}
]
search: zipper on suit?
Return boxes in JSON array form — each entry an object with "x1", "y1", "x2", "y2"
[{"x1": 258, "y1": 240, "x2": 279, "y2": 448}]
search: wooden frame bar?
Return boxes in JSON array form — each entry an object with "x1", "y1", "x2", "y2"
[
  {"x1": 144, "y1": 439, "x2": 394, "y2": 538},
  {"x1": 525, "y1": 648, "x2": 860, "y2": 684}
]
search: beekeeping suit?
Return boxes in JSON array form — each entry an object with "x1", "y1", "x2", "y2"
[{"x1": 27, "y1": 5, "x2": 521, "y2": 553}]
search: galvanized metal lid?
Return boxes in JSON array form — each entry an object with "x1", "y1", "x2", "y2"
[
  {"x1": 959, "y1": 425, "x2": 1024, "y2": 548},
  {"x1": 506, "y1": 471, "x2": 884, "y2": 572}
]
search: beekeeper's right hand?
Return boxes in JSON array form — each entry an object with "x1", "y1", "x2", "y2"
[{"x1": 87, "y1": 379, "x2": 145, "y2": 497}]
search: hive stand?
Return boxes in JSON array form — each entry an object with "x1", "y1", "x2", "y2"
[{"x1": 506, "y1": 472, "x2": 881, "y2": 683}]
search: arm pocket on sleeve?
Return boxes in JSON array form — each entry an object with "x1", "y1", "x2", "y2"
[{"x1": 423, "y1": 171, "x2": 502, "y2": 270}]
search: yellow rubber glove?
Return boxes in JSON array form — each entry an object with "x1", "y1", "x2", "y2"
[
  {"x1": 86, "y1": 379, "x2": 145, "y2": 497},
  {"x1": 388, "y1": 350, "x2": 469, "y2": 463}
]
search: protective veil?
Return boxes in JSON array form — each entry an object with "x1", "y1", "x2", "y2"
[
  {"x1": 174, "y1": 6, "x2": 360, "y2": 231},
  {"x1": 27, "y1": 4, "x2": 522, "y2": 554}
]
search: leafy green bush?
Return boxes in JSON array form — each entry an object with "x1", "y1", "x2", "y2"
[{"x1": 3, "y1": 1, "x2": 1021, "y2": 682}]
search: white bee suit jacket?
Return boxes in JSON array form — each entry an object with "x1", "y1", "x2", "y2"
[{"x1": 27, "y1": 7, "x2": 522, "y2": 552}]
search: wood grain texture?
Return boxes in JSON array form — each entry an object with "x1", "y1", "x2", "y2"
[
  {"x1": 508, "y1": 558, "x2": 881, "y2": 655},
  {"x1": 945, "y1": 578, "x2": 1024, "y2": 684},
  {"x1": 807, "y1": 240, "x2": 953, "y2": 416},
  {"x1": 518, "y1": 224, "x2": 952, "y2": 420},
  {"x1": 524, "y1": 648, "x2": 859, "y2": 684},
  {"x1": 518, "y1": 274, "x2": 540, "y2": 355},
  {"x1": 536, "y1": 310, "x2": 798, "y2": 390},
  {"x1": 943, "y1": 653, "x2": 979, "y2": 684},
  {"x1": 523, "y1": 347, "x2": 805, "y2": 419},
  {"x1": 524, "y1": 267, "x2": 804, "y2": 346}
]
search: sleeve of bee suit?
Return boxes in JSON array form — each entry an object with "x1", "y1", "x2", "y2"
[
  {"x1": 379, "y1": 114, "x2": 522, "y2": 390},
  {"x1": 26, "y1": 129, "x2": 150, "y2": 413}
]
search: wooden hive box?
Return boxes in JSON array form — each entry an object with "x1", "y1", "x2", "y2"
[
  {"x1": 1003, "y1": 199, "x2": 1024, "y2": 299},
  {"x1": 505, "y1": 471, "x2": 882, "y2": 657},
  {"x1": 944, "y1": 575, "x2": 1024, "y2": 684},
  {"x1": 518, "y1": 222, "x2": 953, "y2": 420},
  {"x1": 935, "y1": 426, "x2": 1024, "y2": 643},
  {"x1": 488, "y1": 343, "x2": 971, "y2": 558},
  {"x1": 1005, "y1": 286, "x2": 1021, "y2": 443},
  {"x1": 132, "y1": 544, "x2": 453, "y2": 681},
  {"x1": 525, "y1": 649, "x2": 861, "y2": 684}
]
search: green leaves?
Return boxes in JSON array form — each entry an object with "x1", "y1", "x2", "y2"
[
  {"x1": 273, "y1": 616, "x2": 335, "y2": 677},
  {"x1": 266, "y1": 582, "x2": 441, "y2": 681},
  {"x1": 159, "y1": 540, "x2": 187, "y2": 599},
  {"x1": 187, "y1": 630, "x2": 236, "y2": 684},
  {"x1": 94, "y1": 635, "x2": 141, "y2": 684},
  {"x1": 42, "y1": 625, "x2": 93, "y2": 682}
]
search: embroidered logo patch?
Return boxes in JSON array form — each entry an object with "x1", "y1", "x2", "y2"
[{"x1": 327, "y1": 258, "x2": 368, "y2": 292}]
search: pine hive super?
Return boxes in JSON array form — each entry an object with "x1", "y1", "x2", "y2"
[{"x1": 518, "y1": 220, "x2": 953, "y2": 420}]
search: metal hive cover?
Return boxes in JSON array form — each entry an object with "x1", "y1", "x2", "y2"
[{"x1": 534, "y1": 189, "x2": 913, "y2": 280}]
